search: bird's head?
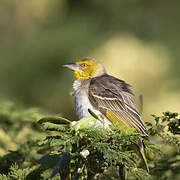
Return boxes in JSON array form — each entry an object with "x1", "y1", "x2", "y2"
[{"x1": 63, "y1": 57, "x2": 106, "y2": 79}]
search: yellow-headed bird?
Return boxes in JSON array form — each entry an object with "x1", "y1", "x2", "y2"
[{"x1": 64, "y1": 57, "x2": 149, "y2": 172}]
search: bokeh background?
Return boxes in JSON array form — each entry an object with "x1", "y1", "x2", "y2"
[{"x1": 0, "y1": 0, "x2": 180, "y2": 122}]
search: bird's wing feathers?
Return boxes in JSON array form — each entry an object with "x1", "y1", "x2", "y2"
[{"x1": 88, "y1": 74, "x2": 148, "y2": 137}]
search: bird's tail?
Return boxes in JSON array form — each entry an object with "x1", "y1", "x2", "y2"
[{"x1": 138, "y1": 142, "x2": 149, "y2": 172}]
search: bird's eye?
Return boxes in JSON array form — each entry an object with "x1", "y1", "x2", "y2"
[{"x1": 80, "y1": 63, "x2": 88, "y2": 68}]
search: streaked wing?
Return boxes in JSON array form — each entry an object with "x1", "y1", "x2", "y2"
[{"x1": 88, "y1": 74, "x2": 148, "y2": 137}]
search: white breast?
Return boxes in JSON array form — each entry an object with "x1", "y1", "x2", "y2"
[
  {"x1": 73, "y1": 79, "x2": 111, "y2": 128},
  {"x1": 73, "y1": 79, "x2": 100, "y2": 119}
]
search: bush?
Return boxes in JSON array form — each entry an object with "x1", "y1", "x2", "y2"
[{"x1": 0, "y1": 101, "x2": 179, "y2": 180}]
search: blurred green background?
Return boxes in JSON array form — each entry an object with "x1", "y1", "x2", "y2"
[{"x1": 0, "y1": 0, "x2": 180, "y2": 122}]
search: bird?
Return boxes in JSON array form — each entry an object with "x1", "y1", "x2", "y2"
[{"x1": 63, "y1": 57, "x2": 149, "y2": 172}]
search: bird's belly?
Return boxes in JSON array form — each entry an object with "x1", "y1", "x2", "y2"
[
  {"x1": 74, "y1": 91, "x2": 111, "y2": 128},
  {"x1": 74, "y1": 93, "x2": 100, "y2": 119},
  {"x1": 73, "y1": 79, "x2": 111, "y2": 127}
]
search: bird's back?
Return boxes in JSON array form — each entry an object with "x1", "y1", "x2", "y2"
[{"x1": 88, "y1": 74, "x2": 148, "y2": 137}]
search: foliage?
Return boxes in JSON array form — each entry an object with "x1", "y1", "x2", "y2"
[
  {"x1": 0, "y1": 101, "x2": 179, "y2": 180},
  {"x1": 1, "y1": 0, "x2": 180, "y2": 121}
]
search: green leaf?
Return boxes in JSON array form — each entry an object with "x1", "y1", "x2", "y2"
[
  {"x1": 125, "y1": 128, "x2": 136, "y2": 134},
  {"x1": 42, "y1": 122, "x2": 69, "y2": 132},
  {"x1": 71, "y1": 116, "x2": 99, "y2": 130},
  {"x1": 38, "y1": 116, "x2": 71, "y2": 124}
]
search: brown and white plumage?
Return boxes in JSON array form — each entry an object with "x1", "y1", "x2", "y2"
[
  {"x1": 88, "y1": 74, "x2": 148, "y2": 137},
  {"x1": 64, "y1": 58, "x2": 149, "y2": 172}
]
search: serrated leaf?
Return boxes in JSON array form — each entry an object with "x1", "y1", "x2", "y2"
[{"x1": 42, "y1": 122, "x2": 69, "y2": 132}]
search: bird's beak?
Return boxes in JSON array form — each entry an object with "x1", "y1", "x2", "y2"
[{"x1": 63, "y1": 62, "x2": 80, "y2": 71}]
